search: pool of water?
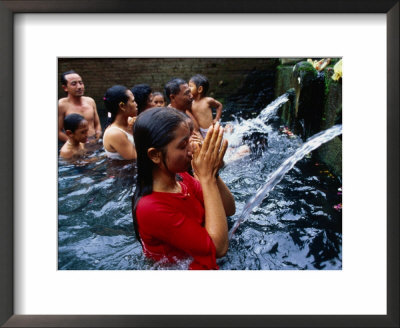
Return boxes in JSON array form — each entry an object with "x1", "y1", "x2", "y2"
[{"x1": 58, "y1": 99, "x2": 342, "y2": 270}]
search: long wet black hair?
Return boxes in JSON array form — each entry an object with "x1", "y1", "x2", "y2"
[
  {"x1": 103, "y1": 85, "x2": 129, "y2": 127},
  {"x1": 130, "y1": 84, "x2": 152, "y2": 114},
  {"x1": 132, "y1": 107, "x2": 189, "y2": 242}
]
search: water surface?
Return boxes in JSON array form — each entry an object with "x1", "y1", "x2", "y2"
[{"x1": 58, "y1": 96, "x2": 342, "y2": 270}]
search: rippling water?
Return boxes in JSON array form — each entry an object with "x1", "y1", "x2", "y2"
[{"x1": 58, "y1": 97, "x2": 342, "y2": 270}]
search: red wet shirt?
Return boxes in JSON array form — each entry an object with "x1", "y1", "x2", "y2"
[{"x1": 136, "y1": 172, "x2": 218, "y2": 270}]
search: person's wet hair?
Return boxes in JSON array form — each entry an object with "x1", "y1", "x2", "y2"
[
  {"x1": 103, "y1": 85, "x2": 129, "y2": 126},
  {"x1": 190, "y1": 74, "x2": 209, "y2": 95},
  {"x1": 61, "y1": 70, "x2": 78, "y2": 86},
  {"x1": 64, "y1": 113, "x2": 85, "y2": 133},
  {"x1": 164, "y1": 78, "x2": 186, "y2": 102},
  {"x1": 130, "y1": 84, "x2": 152, "y2": 115},
  {"x1": 132, "y1": 107, "x2": 189, "y2": 242}
]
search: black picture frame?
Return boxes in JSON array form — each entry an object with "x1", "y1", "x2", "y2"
[{"x1": 1, "y1": 1, "x2": 398, "y2": 327}]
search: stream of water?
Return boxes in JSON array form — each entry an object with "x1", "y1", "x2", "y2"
[{"x1": 229, "y1": 124, "x2": 342, "y2": 239}]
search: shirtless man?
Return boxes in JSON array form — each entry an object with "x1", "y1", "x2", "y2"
[
  {"x1": 58, "y1": 70, "x2": 102, "y2": 142},
  {"x1": 164, "y1": 78, "x2": 201, "y2": 133}
]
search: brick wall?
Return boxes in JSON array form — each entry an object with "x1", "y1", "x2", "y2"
[{"x1": 58, "y1": 58, "x2": 279, "y2": 118}]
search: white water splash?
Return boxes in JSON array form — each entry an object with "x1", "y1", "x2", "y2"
[
  {"x1": 224, "y1": 93, "x2": 289, "y2": 147},
  {"x1": 229, "y1": 124, "x2": 342, "y2": 239}
]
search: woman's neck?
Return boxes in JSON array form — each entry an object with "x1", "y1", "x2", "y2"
[
  {"x1": 112, "y1": 113, "x2": 129, "y2": 130},
  {"x1": 152, "y1": 168, "x2": 181, "y2": 193}
]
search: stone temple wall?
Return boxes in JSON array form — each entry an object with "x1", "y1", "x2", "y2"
[{"x1": 58, "y1": 57, "x2": 278, "y2": 108}]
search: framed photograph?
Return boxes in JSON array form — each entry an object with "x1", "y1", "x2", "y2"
[
  {"x1": 1, "y1": 1, "x2": 398, "y2": 327},
  {"x1": 56, "y1": 56, "x2": 344, "y2": 273}
]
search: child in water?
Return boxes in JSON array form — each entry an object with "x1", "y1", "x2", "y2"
[
  {"x1": 188, "y1": 74, "x2": 223, "y2": 139},
  {"x1": 152, "y1": 91, "x2": 166, "y2": 107},
  {"x1": 60, "y1": 113, "x2": 89, "y2": 159}
]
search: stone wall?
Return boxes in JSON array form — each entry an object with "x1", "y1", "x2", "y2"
[{"x1": 58, "y1": 57, "x2": 278, "y2": 112}]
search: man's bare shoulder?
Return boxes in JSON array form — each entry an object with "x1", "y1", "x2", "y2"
[
  {"x1": 82, "y1": 96, "x2": 95, "y2": 102},
  {"x1": 58, "y1": 97, "x2": 69, "y2": 111},
  {"x1": 82, "y1": 96, "x2": 96, "y2": 105},
  {"x1": 58, "y1": 97, "x2": 69, "y2": 105}
]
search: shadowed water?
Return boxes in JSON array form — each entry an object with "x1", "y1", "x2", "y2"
[{"x1": 58, "y1": 94, "x2": 342, "y2": 270}]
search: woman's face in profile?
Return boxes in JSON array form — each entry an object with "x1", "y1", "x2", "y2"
[
  {"x1": 163, "y1": 122, "x2": 193, "y2": 173},
  {"x1": 124, "y1": 90, "x2": 138, "y2": 117}
]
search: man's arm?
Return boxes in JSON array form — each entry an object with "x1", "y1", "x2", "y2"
[
  {"x1": 90, "y1": 98, "x2": 102, "y2": 139},
  {"x1": 58, "y1": 101, "x2": 68, "y2": 142}
]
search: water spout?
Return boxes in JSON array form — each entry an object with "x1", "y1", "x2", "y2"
[{"x1": 228, "y1": 124, "x2": 342, "y2": 239}]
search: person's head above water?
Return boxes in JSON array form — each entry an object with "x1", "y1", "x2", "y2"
[
  {"x1": 61, "y1": 70, "x2": 85, "y2": 97},
  {"x1": 130, "y1": 84, "x2": 153, "y2": 115},
  {"x1": 152, "y1": 92, "x2": 166, "y2": 107},
  {"x1": 134, "y1": 106, "x2": 192, "y2": 177},
  {"x1": 189, "y1": 74, "x2": 209, "y2": 97},
  {"x1": 64, "y1": 113, "x2": 89, "y2": 143},
  {"x1": 64, "y1": 113, "x2": 86, "y2": 132},
  {"x1": 61, "y1": 70, "x2": 76, "y2": 85},
  {"x1": 104, "y1": 85, "x2": 137, "y2": 125},
  {"x1": 164, "y1": 78, "x2": 193, "y2": 111}
]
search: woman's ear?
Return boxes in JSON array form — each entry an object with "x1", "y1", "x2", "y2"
[
  {"x1": 119, "y1": 101, "x2": 126, "y2": 111},
  {"x1": 147, "y1": 148, "x2": 161, "y2": 164}
]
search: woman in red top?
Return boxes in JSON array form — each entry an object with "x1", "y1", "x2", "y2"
[{"x1": 132, "y1": 107, "x2": 235, "y2": 269}]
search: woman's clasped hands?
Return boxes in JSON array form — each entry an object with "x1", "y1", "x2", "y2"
[{"x1": 191, "y1": 122, "x2": 228, "y2": 181}]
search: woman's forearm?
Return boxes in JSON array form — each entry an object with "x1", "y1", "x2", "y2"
[
  {"x1": 199, "y1": 177, "x2": 229, "y2": 258},
  {"x1": 216, "y1": 176, "x2": 236, "y2": 217}
]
